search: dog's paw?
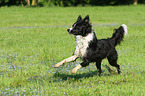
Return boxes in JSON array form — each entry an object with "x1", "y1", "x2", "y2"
[
  {"x1": 71, "y1": 68, "x2": 77, "y2": 74},
  {"x1": 54, "y1": 63, "x2": 60, "y2": 68},
  {"x1": 119, "y1": 72, "x2": 122, "y2": 75},
  {"x1": 110, "y1": 70, "x2": 115, "y2": 74},
  {"x1": 71, "y1": 64, "x2": 82, "y2": 74}
]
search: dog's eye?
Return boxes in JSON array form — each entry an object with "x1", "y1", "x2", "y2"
[{"x1": 76, "y1": 26, "x2": 78, "y2": 28}]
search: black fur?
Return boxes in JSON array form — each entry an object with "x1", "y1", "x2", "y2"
[
  {"x1": 67, "y1": 15, "x2": 127, "y2": 75},
  {"x1": 67, "y1": 15, "x2": 92, "y2": 37}
]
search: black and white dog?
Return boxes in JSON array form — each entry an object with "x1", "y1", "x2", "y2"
[{"x1": 54, "y1": 15, "x2": 127, "y2": 75}]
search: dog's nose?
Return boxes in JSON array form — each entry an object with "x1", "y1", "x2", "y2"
[{"x1": 67, "y1": 29, "x2": 70, "y2": 32}]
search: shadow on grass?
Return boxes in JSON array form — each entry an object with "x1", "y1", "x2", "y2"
[
  {"x1": 53, "y1": 65, "x2": 115, "y2": 81},
  {"x1": 26, "y1": 65, "x2": 118, "y2": 84},
  {"x1": 54, "y1": 70, "x2": 99, "y2": 81}
]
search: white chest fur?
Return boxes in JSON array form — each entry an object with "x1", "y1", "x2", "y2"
[{"x1": 74, "y1": 33, "x2": 94, "y2": 58}]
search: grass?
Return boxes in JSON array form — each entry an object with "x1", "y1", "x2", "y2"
[{"x1": 0, "y1": 5, "x2": 145, "y2": 95}]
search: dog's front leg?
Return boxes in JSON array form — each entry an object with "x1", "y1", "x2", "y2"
[
  {"x1": 71, "y1": 64, "x2": 82, "y2": 74},
  {"x1": 72, "y1": 59, "x2": 90, "y2": 74},
  {"x1": 54, "y1": 55, "x2": 78, "y2": 68}
]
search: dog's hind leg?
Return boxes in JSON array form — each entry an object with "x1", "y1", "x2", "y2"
[
  {"x1": 107, "y1": 53, "x2": 122, "y2": 75},
  {"x1": 54, "y1": 55, "x2": 78, "y2": 67}
]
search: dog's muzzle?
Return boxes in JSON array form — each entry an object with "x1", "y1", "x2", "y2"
[{"x1": 67, "y1": 28, "x2": 73, "y2": 34}]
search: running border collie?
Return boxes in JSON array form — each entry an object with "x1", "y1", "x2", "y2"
[{"x1": 54, "y1": 15, "x2": 127, "y2": 75}]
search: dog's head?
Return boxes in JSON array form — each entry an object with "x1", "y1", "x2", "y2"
[{"x1": 67, "y1": 15, "x2": 92, "y2": 36}]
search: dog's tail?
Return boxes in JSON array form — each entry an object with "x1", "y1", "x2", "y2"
[{"x1": 110, "y1": 24, "x2": 127, "y2": 46}]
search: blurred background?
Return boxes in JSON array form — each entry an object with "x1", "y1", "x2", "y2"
[{"x1": 0, "y1": 0, "x2": 145, "y2": 7}]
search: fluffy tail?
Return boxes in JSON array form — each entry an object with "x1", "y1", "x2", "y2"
[{"x1": 110, "y1": 24, "x2": 127, "y2": 46}]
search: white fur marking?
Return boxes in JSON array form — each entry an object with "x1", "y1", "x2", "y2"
[
  {"x1": 73, "y1": 23, "x2": 77, "y2": 27},
  {"x1": 69, "y1": 28, "x2": 73, "y2": 32},
  {"x1": 54, "y1": 55, "x2": 78, "y2": 67},
  {"x1": 121, "y1": 24, "x2": 127, "y2": 36},
  {"x1": 74, "y1": 32, "x2": 94, "y2": 58},
  {"x1": 72, "y1": 64, "x2": 82, "y2": 74}
]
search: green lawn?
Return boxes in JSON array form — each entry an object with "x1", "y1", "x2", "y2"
[{"x1": 0, "y1": 5, "x2": 145, "y2": 95}]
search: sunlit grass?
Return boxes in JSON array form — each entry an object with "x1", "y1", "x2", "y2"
[{"x1": 0, "y1": 5, "x2": 145, "y2": 95}]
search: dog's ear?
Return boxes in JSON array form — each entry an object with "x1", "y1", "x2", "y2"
[
  {"x1": 83, "y1": 15, "x2": 89, "y2": 23},
  {"x1": 77, "y1": 15, "x2": 82, "y2": 22}
]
